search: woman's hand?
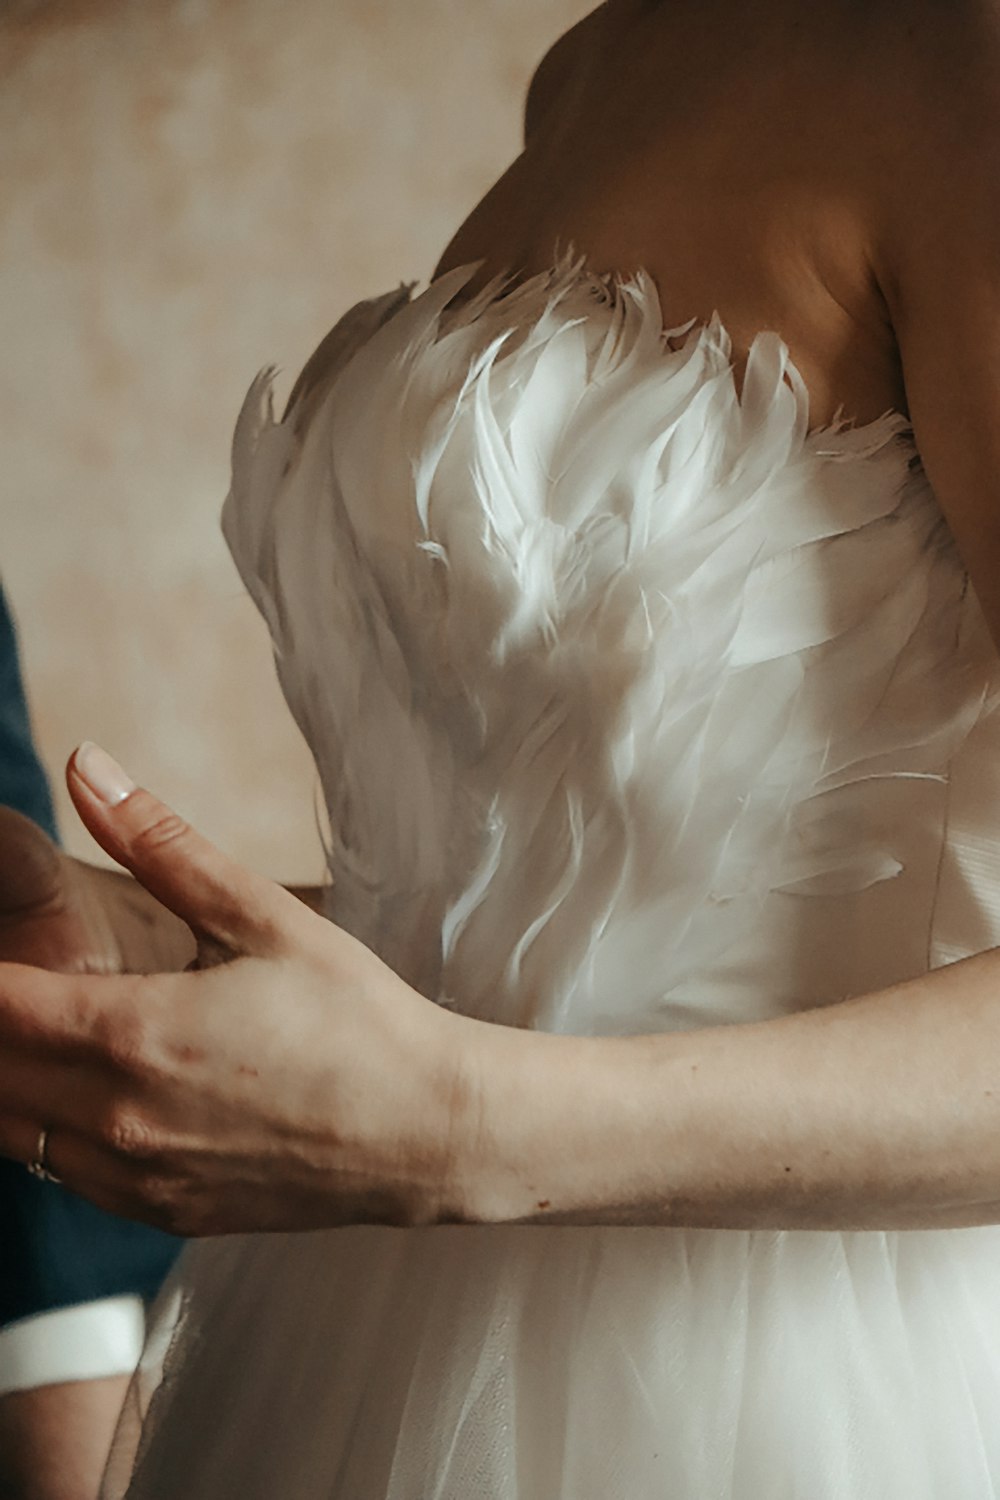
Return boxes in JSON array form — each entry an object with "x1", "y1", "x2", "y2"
[{"x1": 0, "y1": 745, "x2": 477, "y2": 1236}]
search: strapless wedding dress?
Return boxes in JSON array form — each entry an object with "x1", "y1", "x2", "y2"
[{"x1": 107, "y1": 264, "x2": 1000, "y2": 1498}]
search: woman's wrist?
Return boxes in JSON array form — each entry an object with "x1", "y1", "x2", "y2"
[
  {"x1": 455, "y1": 1023, "x2": 587, "y2": 1224},
  {"x1": 444, "y1": 1018, "x2": 689, "y2": 1226}
]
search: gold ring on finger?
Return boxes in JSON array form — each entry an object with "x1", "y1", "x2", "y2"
[{"x1": 26, "y1": 1126, "x2": 62, "y2": 1186}]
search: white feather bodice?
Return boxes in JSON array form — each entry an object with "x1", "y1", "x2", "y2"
[{"x1": 223, "y1": 264, "x2": 999, "y2": 1036}]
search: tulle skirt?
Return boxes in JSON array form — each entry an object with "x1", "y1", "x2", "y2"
[{"x1": 109, "y1": 1220, "x2": 1000, "y2": 1498}]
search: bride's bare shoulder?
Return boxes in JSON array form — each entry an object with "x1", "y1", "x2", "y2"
[
  {"x1": 863, "y1": 0, "x2": 1000, "y2": 119},
  {"x1": 523, "y1": 6, "x2": 609, "y2": 141},
  {"x1": 868, "y1": 0, "x2": 1000, "y2": 232},
  {"x1": 524, "y1": 0, "x2": 1000, "y2": 141}
]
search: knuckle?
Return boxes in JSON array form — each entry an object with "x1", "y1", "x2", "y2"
[
  {"x1": 131, "y1": 807, "x2": 191, "y2": 857},
  {"x1": 99, "y1": 1104, "x2": 160, "y2": 1162},
  {"x1": 88, "y1": 996, "x2": 153, "y2": 1078}
]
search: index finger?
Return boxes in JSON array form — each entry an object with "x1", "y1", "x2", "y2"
[{"x1": 0, "y1": 960, "x2": 148, "y2": 1055}]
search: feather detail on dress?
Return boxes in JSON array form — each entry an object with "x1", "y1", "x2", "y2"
[{"x1": 223, "y1": 260, "x2": 995, "y2": 1035}]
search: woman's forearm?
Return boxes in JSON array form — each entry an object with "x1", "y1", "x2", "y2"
[{"x1": 457, "y1": 947, "x2": 1000, "y2": 1230}]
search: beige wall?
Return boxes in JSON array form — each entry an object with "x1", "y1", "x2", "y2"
[{"x1": 1, "y1": 0, "x2": 590, "y2": 878}]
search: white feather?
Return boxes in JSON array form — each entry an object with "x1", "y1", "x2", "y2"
[{"x1": 222, "y1": 260, "x2": 998, "y2": 1033}]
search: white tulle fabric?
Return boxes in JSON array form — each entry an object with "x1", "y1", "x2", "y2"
[{"x1": 108, "y1": 265, "x2": 1000, "y2": 1498}]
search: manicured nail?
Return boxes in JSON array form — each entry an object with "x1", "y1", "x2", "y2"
[{"x1": 74, "y1": 742, "x2": 136, "y2": 806}]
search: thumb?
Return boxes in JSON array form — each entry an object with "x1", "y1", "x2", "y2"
[{"x1": 67, "y1": 742, "x2": 294, "y2": 957}]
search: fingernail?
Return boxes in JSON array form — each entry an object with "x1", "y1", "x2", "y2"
[{"x1": 74, "y1": 742, "x2": 136, "y2": 806}]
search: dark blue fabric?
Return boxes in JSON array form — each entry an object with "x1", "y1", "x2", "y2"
[
  {"x1": 0, "y1": 582, "x2": 180, "y2": 1327},
  {"x1": 0, "y1": 1161, "x2": 181, "y2": 1326},
  {"x1": 0, "y1": 587, "x2": 58, "y2": 844}
]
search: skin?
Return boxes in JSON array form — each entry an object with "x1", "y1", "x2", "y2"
[
  {"x1": 0, "y1": 1377, "x2": 129, "y2": 1500},
  {"x1": 0, "y1": 817, "x2": 187, "y2": 1500},
  {"x1": 1, "y1": 0, "x2": 1000, "y2": 1248}
]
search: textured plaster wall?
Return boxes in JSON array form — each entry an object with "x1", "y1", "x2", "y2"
[{"x1": 1, "y1": 0, "x2": 590, "y2": 876}]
